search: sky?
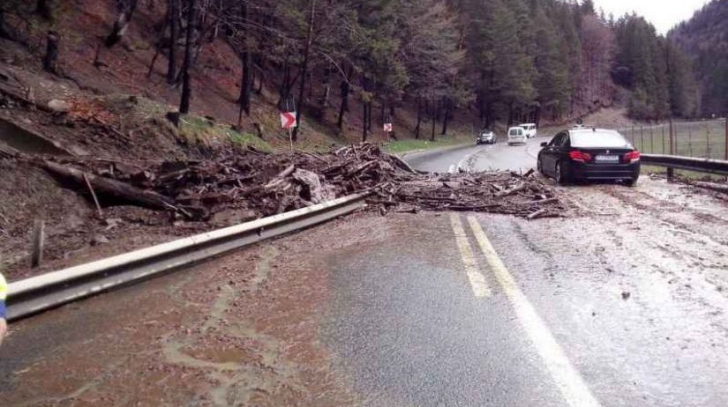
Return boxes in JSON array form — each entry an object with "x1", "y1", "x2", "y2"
[{"x1": 593, "y1": 0, "x2": 711, "y2": 34}]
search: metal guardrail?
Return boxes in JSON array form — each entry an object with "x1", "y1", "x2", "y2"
[
  {"x1": 641, "y1": 154, "x2": 728, "y2": 176},
  {"x1": 7, "y1": 193, "x2": 369, "y2": 321}
]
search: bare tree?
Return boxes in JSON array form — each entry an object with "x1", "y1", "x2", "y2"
[
  {"x1": 336, "y1": 66, "x2": 352, "y2": 130},
  {"x1": 167, "y1": 0, "x2": 179, "y2": 84},
  {"x1": 43, "y1": 31, "x2": 60, "y2": 75},
  {"x1": 237, "y1": 1, "x2": 252, "y2": 120},
  {"x1": 105, "y1": 0, "x2": 139, "y2": 48},
  {"x1": 291, "y1": 0, "x2": 317, "y2": 142},
  {"x1": 35, "y1": 0, "x2": 53, "y2": 21},
  {"x1": 179, "y1": 0, "x2": 197, "y2": 114}
]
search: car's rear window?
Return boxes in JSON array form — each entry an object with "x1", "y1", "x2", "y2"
[
  {"x1": 570, "y1": 132, "x2": 631, "y2": 148},
  {"x1": 509, "y1": 129, "x2": 522, "y2": 136}
]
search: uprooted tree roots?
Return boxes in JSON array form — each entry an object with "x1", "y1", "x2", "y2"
[{"x1": 35, "y1": 143, "x2": 568, "y2": 222}]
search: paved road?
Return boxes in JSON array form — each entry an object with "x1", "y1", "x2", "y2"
[
  {"x1": 2, "y1": 139, "x2": 728, "y2": 406},
  {"x1": 324, "y1": 208, "x2": 728, "y2": 407},
  {"x1": 405, "y1": 135, "x2": 551, "y2": 173}
]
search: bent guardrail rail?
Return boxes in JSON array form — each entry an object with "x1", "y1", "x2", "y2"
[
  {"x1": 7, "y1": 193, "x2": 369, "y2": 321},
  {"x1": 641, "y1": 154, "x2": 728, "y2": 176}
]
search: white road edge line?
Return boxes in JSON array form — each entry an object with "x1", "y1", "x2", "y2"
[
  {"x1": 449, "y1": 214, "x2": 492, "y2": 298},
  {"x1": 466, "y1": 216, "x2": 602, "y2": 407}
]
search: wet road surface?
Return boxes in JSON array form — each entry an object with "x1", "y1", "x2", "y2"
[
  {"x1": 405, "y1": 135, "x2": 551, "y2": 173},
  {"x1": 2, "y1": 137, "x2": 728, "y2": 406}
]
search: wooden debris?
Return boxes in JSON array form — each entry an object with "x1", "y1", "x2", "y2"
[
  {"x1": 495, "y1": 182, "x2": 526, "y2": 198},
  {"x1": 527, "y1": 208, "x2": 548, "y2": 220},
  {"x1": 82, "y1": 173, "x2": 103, "y2": 217},
  {"x1": 35, "y1": 143, "x2": 566, "y2": 220},
  {"x1": 41, "y1": 160, "x2": 175, "y2": 210}
]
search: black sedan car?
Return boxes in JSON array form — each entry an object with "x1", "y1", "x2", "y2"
[{"x1": 537, "y1": 128, "x2": 641, "y2": 186}]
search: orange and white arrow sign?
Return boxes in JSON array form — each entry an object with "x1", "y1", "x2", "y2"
[{"x1": 280, "y1": 111, "x2": 297, "y2": 129}]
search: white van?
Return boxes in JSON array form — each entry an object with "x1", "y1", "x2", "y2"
[
  {"x1": 519, "y1": 123, "x2": 537, "y2": 138},
  {"x1": 507, "y1": 127, "x2": 527, "y2": 145}
]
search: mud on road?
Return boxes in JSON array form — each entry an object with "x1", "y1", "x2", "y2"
[
  {"x1": 0, "y1": 213, "x2": 395, "y2": 406},
  {"x1": 0, "y1": 177, "x2": 727, "y2": 406}
]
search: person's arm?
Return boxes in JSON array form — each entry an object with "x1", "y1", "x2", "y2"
[
  {"x1": 0, "y1": 273, "x2": 7, "y2": 345},
  {"x1": 0, "y1": 318, "x2": 6, "y2": 345}
]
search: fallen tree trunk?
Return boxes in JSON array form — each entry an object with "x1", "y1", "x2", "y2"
[
  {"x1": 388, "y1": 153, "x2": 418, "y2": 174},
  {"x1": 495, "y1": 182, "x2": 526, "y2": 198},
  {"x1": 527, "y1": 208, "x2": 547, "y2": 220},
  {"x1": 41, "y1": 160, "x2": 175, "y2": 210}
]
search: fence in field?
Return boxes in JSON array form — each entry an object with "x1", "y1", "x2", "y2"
[{"x1": 617, "y1": 119, "x2": 728, "y2": 160}]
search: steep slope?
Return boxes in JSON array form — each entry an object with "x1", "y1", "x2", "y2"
[{"x1": 670, "y1": 0, "x2": 728, "y2": 117}]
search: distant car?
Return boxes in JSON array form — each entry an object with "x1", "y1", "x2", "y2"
[
  {"x1": 519, "y1": 123, "x2": 537, "y2": 138},
  {"x1": 507, "y1": 127, "x2": 527, "y2": 145},
  {"x1": 477, "y1": 131, "x2": 497, "y2": 145},
  {"x1": 537, "y1": 128, "x2": 641, "y2": 186}
]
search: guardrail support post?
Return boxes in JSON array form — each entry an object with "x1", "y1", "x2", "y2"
[
  {"x1": 724, "y1": 118, "x2": 727, "y2": 161},
  {"x1": 668, "y1": 119, "x2": 675, "y2": 181},
  {"x1": 31, "y1": 220, "x2": 45, "y2": 269}
]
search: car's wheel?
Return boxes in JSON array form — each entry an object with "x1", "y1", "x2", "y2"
[
  {"x1": 537, "y1": 157, "x2": 544, "y2": 175},
  {"x1": 555, "y1": 162, "x2": 569, "y2": 185},
  {"x1": 624, "y1": 177, "x2": 638, "y2": 187}
]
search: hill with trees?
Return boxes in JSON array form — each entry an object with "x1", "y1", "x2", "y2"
[
  {"x1": 0, "y1": 0, "x2": 705, "y2": 147},
  {"x1": 670, "y1": 0, "x2": 728, "y2": 118}
]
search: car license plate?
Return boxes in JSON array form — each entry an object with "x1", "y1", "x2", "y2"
[{"x1": 595, "y1": 155, "x2": 619, "y2": 163}]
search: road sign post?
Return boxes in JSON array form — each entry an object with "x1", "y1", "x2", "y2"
[
  {"x1": 280, "y1": 111, "x2": 297, "y2": 151},
  {"x1": 383, "y1": 122, "x2": 392, "y2": 141},
  {"x1": 724, "y1": 118, "x2": 728, "y2": 160},
  {"x1": 668, "y1": 119, "x2": 675, "y2": 180}
]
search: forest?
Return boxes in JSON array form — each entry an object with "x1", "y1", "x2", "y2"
[
  {"x1": 670, "y1": 0, "x2": 728, "y2": 118},
  {"x1": 0, "y1": 0, "x2": 707, "y2": 143}
]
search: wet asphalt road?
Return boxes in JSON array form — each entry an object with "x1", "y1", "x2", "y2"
[
  {"x1": 322, "y1": 209, "x2": 728, "y2": 407},
  {"x1": 319, "y1": 143, "x2": 728, "y2": 406},
  {"x1": 2, "y1": 132, "x2": 728, "y2": 406},
  {"x1": 324, "y1": 215, "x2": 566, "y2": 406},
  {"x1": 404, "y1": 135, "x2": 552, "y2": 173}
]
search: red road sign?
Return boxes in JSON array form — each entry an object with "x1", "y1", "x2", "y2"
[
  {"x1": 280, "y1": 111, "x2": 297, "y2": 129},
  {"x1": 383, "y1": 123, "x2": 393, "y2": 132}
]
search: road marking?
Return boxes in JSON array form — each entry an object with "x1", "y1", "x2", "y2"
[
  {"x1": 466, "y1": 216, "x2": 602, "y2": 407},
  {"x1": 449, "y1": 214, "x2": 491, "y2": 298}
]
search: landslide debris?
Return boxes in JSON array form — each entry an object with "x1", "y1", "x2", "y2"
[{"x1": 29, "y1": 143, "x2": 568, "y2": 221}]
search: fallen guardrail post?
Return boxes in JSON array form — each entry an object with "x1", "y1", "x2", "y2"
[{"x1": 7, "y1": 193, "x2": 368, "y2": 321}]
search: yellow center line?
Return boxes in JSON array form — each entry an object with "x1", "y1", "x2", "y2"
[
  {"x1": 466, "y1": 216, "x2": 602, "y2": 407},
  {"x1": 449, "y1": 214, "x2": 491, "y2": 298}
]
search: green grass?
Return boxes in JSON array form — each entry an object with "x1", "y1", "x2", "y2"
[
  {"x1": 622, "y1": 121, "x2": 727, "y2": 160},
  {"x1": 383, "y1": 135, "x2": 471, "y2": 154},
  {"x1": 228, "y1": 131, "x2": 273, "y2": 151},
  {"x1": 180, "y1": 116, "x2": 272, "y2": 152}
]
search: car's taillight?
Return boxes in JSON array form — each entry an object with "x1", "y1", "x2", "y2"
[
  {"x1": 569, "y1": 150, "x2": 592, "y2": 163},
  {"x1": 624, "y1": 150, "x2": 641, "y2": 163}
]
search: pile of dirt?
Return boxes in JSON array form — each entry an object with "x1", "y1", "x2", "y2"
[
  {"x1": 0, "y1": 160, "x2": 92, "y2": 271},
  {"x1": 31, "y1": 143, "x2": 567, "y2": 222}
]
